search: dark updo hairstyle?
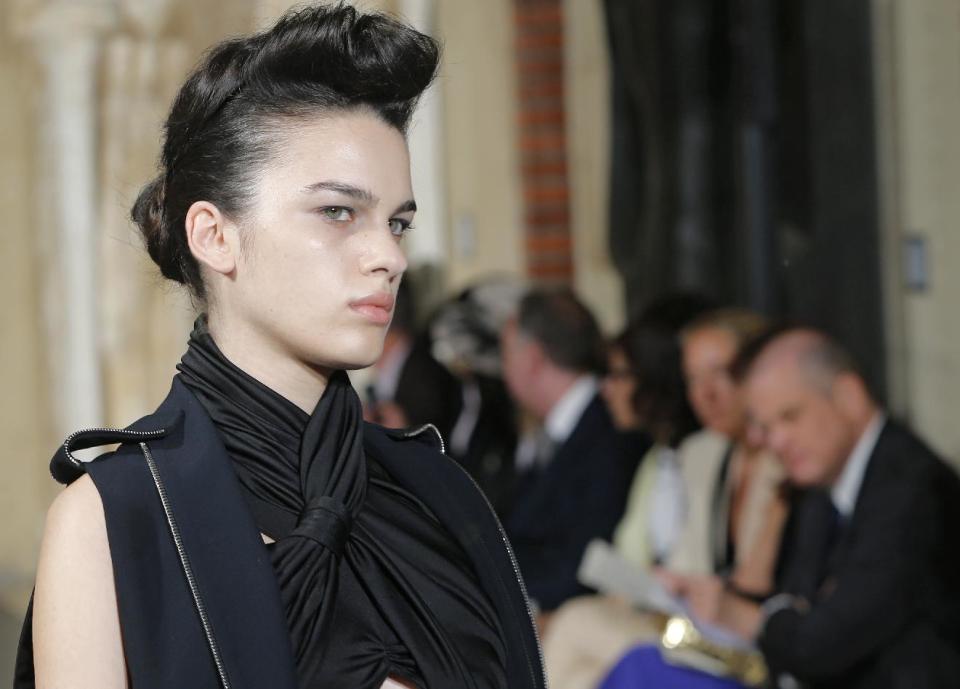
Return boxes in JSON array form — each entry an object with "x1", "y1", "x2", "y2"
[
  {"x1": 131, "y1": 3, "x2": 440, "y2": 303},
  {"x1": 614, "y1": 293, "x2": 713, "y2": 446}
]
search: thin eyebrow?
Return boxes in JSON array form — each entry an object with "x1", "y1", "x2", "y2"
[
  {"x1": 392, "y1": 199, "x2": 417, "y2": 215},
  {"x1": 301, "y1": 180, "x2": 378, "y2": 205},
  {"x1": 301, "y1": 180, "x2": 416, "y2": 216}
]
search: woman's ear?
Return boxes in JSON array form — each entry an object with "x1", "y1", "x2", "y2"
[{"x1": 185, "y1": 201, "x2": 238, "y2": 276}]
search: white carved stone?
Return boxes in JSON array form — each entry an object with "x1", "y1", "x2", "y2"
[
  {"x1": 120, "y1": 0, "x2": 173, "y2": 35},
  {"x1": 26, "y1": 1, "x2": 119, "y2": 439},
  {"x1": 98, "y1": 32, "x2": 193, "y2": 425}
]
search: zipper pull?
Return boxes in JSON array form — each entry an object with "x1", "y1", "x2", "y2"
[{"x1": 50, "y1": 412, "x2": 181, "y2": 484}]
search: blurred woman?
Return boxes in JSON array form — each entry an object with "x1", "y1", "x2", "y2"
[{"x1": 669, "y1": 310, "x2": 786, "y2": 593}]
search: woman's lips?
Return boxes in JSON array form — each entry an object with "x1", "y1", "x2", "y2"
[{"x1": 349, "y1": 293, "x2": 394, "y2": 325}]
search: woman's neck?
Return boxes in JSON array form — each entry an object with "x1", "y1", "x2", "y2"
[
  {"x1": 206, "y1": 315, "x2": 331, "y2": 413},
  {"x1": 735, "y1": 441, "x2": 763, "y2": 464}
]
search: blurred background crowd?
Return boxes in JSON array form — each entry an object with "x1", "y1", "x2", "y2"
[{"x1": 2, "y1": 0, "x2": 959, "y2": 686}]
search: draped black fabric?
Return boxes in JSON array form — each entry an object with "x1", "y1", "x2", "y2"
[{"x1": 177, "y1": 322, "x2": 507, "y2": 689}]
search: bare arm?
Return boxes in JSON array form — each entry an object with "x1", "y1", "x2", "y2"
[
  {"x1": 729, "y1": 486, "x2": 789, "y2": 596},
  {"x1": 33, "y1": 474, "x2": 128, "y2": 688}
]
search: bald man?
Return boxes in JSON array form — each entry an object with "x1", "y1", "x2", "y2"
[{"x1": 679, "y1": 327, "x2": 960, "y2": 689}]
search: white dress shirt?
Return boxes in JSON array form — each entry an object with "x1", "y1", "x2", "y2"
[
  {"x1": 831, "y1": 412, "x2": 886, "y2": 519},
  {"x1": 515, "y1": 375, "x2": 599, "y2": 471},
  {"x1": 544, "y1": 375, "x2": 600, "y2": 446},
  {"x1": 647, "y1": 446, "x2": 686, "y2": 562}
]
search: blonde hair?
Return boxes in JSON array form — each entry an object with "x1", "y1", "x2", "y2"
[{"x1": 680, "y1": 308, "x2": 768, "y2": 348}]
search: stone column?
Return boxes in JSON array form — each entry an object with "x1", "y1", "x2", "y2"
[
  {"x1": 26, "y1": 1, "x2": 117, "y2": 439},
  {"x1": 399, "y1": 0, "x2": 448, "y2": 269},
  {"x1": 98, "y1": 0, "x2": 190, "y2": 426}
]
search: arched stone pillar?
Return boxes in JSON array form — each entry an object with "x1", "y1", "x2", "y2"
[{"x1": 25, "y1": 0, "x2": 117, "y2": 439}]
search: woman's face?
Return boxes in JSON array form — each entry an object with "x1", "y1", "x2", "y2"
[
  {"x1": 601, "y1": 347, "x2": 641, "y2": 431},
  {"x1": 682, "y1": 327, "x2": 745, "y2": 438},
  {"x1": 214, "y1": 110, "x2": 413, "y2": 372}
]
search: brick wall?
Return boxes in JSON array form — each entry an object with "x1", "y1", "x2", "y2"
[{"x1": 514, "y1": 0, "x2": 573, "y2": 282}]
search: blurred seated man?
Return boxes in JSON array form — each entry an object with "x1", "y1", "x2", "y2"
[
  {"x1": 501, "y1": 288, "x2": 630, "y2": 616},
  {"x1": 681, "y1": 326, "x2": 960, "y2": 689},
  {"x1": 543, "y1": 309, "x2": 786, "y2": 689}
]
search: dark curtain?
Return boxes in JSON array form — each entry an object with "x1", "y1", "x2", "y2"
[
  {"x1": 604, "y1": 0, "x2": 887, "y2": 399},
  {"x1": 604, "y1": 0, "x2": 732, "y2": 319}
]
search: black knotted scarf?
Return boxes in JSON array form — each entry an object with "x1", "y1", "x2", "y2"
[{"x1": 177, "y1": 321, "x2": 506, "y2": 689}]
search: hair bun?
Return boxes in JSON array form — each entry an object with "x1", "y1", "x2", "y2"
[{"x1": 131, "y1": 174, "x2": 187, "y2": 285}]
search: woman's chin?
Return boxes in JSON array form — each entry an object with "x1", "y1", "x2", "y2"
[
  {"x1": 339, "y1": 358, "x2": 378, "y2": 372},
  {"x1": 316, "y1": 343, "x2": 384, "y2": 372}
]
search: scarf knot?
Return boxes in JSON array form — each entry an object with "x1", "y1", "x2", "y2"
[{"x1": 292, "y1": 496, "x2": 353, "y2": 556}]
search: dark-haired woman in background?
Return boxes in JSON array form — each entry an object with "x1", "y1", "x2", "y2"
[
  {"x1": 16, "y1": 6, "x2": 543, "y2": 689},
  {"x1": 602, "y1": 319, "x2": 702, "y2": 568}
]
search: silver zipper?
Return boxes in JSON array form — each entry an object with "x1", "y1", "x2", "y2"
[
  {"x1": 445, "y1": 455, "x2": 548, "y2": 688},
  {"x1": 140, "y1": 442, "x2": 232, "y2": 689},
  {"x1": 59, "y1": 426, "x2": 168, "y2": 472},
  {"x1": 402, "y1": 423, "x2": 447, "y2": 455},
  {"x1": 403, "y1": 425, "x2": 547, "y2": 688}
]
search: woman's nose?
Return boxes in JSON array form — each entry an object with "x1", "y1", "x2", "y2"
[{"x1": 360, "y1": 226, "x2": 408, "y2": 279}]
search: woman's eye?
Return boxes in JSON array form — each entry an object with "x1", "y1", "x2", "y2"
[
  {"x1": 388, "y1": 218, "x2": 413, "y2": 238},
  {"x1": 318, "y1": 206, "x2": 353, "y2": 222}
]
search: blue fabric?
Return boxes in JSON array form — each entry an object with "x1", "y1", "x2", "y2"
[{"x1": 598, "y1": 645, "x2": 747, "y2": 689}]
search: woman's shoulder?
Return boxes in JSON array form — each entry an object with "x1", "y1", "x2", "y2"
[
  {"x1": 677, "y1": 429, "x2": 730, "y2": 484},
  {"x1": 40, "y1": 473, "x2": 112, "y2": 587},
  {"x1": 678, "y1": 428, "x2": 729, "y2": 458},
  {"x1": 44, "y1": 474, "x2": 107, "y2": 544}
]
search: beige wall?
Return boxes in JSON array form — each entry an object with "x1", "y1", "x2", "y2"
[
  {"x1": 436, "y1": 0, "x2": 623, "y2": 332},
  {"x1": 437, "y1": 0, "x2": 526, "y2": 291},
  {"x1": 564, "y1": 0, "x2": 624, "y2": 335},
  {"x1": 875, "y1": 0, "x2": 960, "y2": 464},
  {"x1": 0, "y1": 31, "x2": 50, "y2": 587}
]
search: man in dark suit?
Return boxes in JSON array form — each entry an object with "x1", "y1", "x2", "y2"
[
  {"x1": 500, "y1": 289, "x2": 631, "y2": 615},
  {"x1": 680, "y1": 327, "x2": 960, "y2": 689}
]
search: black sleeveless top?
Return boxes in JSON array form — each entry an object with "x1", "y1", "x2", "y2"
[{"x1": 14, "y1": 380, "x2": 545, "y2": 689}]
